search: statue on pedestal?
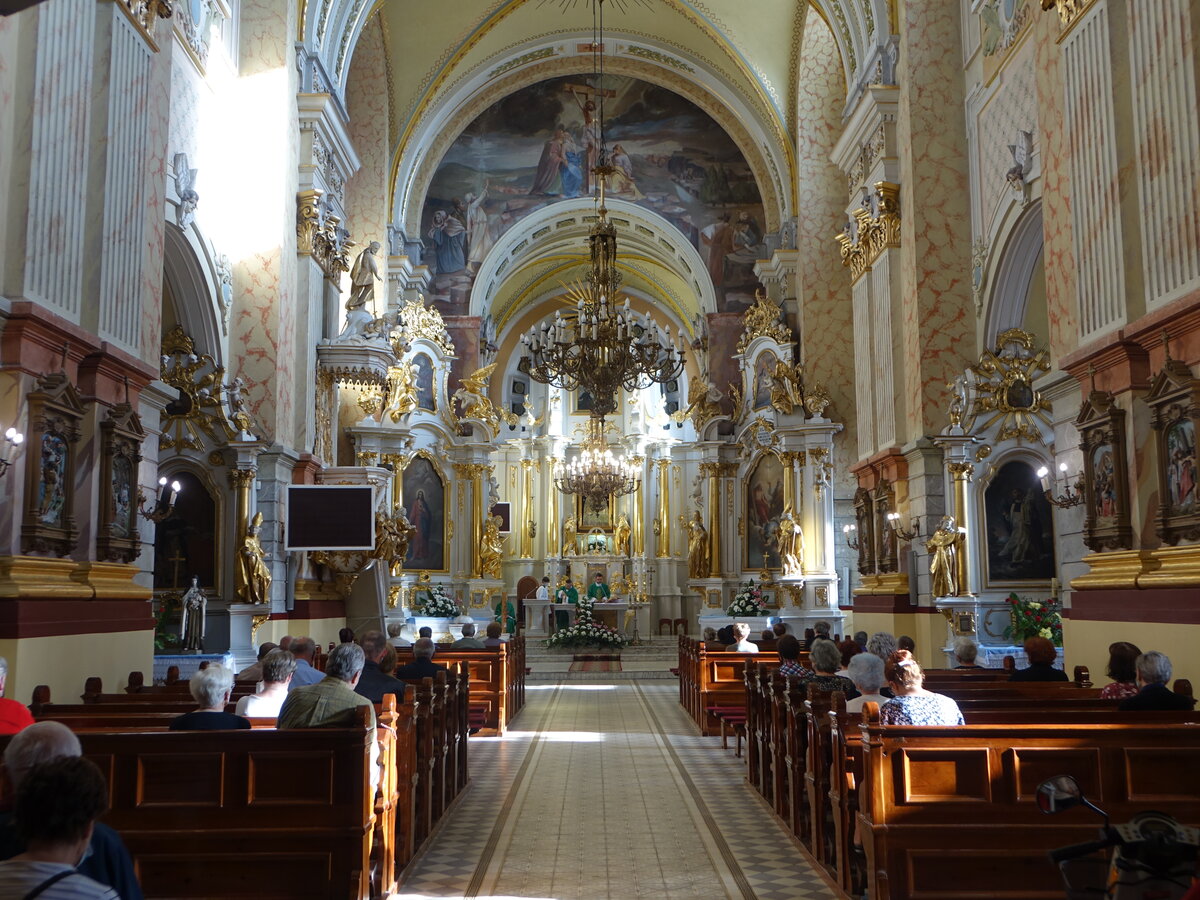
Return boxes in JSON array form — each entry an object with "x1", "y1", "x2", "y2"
[
  {"x1": 683, "y1": 510, "x2": 710, "y2": 579},
  {"x1": 480, "y1": 514, "x2": 504, "y2": 578},
  {"x1": 614, "y1": 513, "x2": 631, "y2": 557},
  {"x1": 926, "y1": 515, "x2": 959, "y2": 598},
  {"x1": 373, "y1": 505, "x2": 416, "y2": 573},
  {"x1": 561, "y1": 515, "x2": 577, "y2": 557},
  {"x1": 179, "y1": 576, "x2": 206, "y2": 652},
  {"x1": 778, "y1": 504, "x2": 804, "y2": 577},
  {"x1": 237, "y1": 512, "x2": 272, "y2": 605}
]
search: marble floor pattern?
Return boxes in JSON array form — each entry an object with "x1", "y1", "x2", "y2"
[{"x1": 397, "y1": 680, "x2": 841, "y2": 900}]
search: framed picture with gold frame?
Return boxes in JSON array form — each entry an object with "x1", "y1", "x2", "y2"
[
  {"x1": 21, "y1": 372, "x2": 84, "y2": 557},
  {"x1": 1076, "y1": 387, "x2": 1132, "y2": 552},
  {"x1": 1146, "y1": 356, "x2": 1200, "y2": 545},
  {"x1": 577, "y1": 494, "x2": 614, "y2": 531},
  {"x1": 96, "y1": 402, "x2": 145, "y2": 564},
  {"x1": 572, "y1": 388, "x2": 595, "y2": 416}
]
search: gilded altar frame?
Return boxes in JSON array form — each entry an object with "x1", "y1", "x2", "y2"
[
  {"x1": 1076, "y1": 389, "x2": 1133, "y2": 552},
  {"x1": 96, "y1": 402, "x2": 146, "y2": 564},
  {"x1": 1146, "y1": 357, "x2": 1200, "y2": 545},
  {"x1": 21, "y1": 373, "x2": 84, "y2": 557},
  {"x1": 402, "y1": 449, "x2": 450, "y2": 573}
]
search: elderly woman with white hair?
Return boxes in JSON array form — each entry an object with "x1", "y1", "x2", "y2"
[
  {"x1": 169, "y1": 665, "x2": 250, "y2": 730},
  {"x1": 800, "y1": 638, "x2": 857, "y2": 695},
  {"x1": 953, "y1": 637, "x2": 985, "y2": 669},
  {"x1": 1118, "y1": 651, "x2": 1197, "y2": 711},
  {"x1": 844, "y1": 653, "x2": 889, "y2": 713}
]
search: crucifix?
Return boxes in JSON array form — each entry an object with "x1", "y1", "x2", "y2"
[{"x1": 563, "y1": 82, "x2": 617, "y2": 192}]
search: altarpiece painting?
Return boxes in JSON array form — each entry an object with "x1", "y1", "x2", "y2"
[
  {"x1": 744, "y1": 452, "x2": 785, "y2": 570},
  {"x1": 403, "y1": 455, "x2": 447, "y2": 571},
  {"x1": 983, "y1": 459, "x2": 1055, "y2": 583}
]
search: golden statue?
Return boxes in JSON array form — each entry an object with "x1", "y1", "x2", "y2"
[
  {"x1": 926, "y1": 515, "x2": 959, "y2": 598},
  {"x1": 614, "y1": 513, "x2": 631, "y2": 557},
  {"x1": 385, "y1": 363, "x2": 419, "y2": 423},
  {"x1": 683, "y1": 510, "x2": 710, "y2": 579},
  {"x1": 373, "y1": 504, "x2": 416, "y2": 572},
  {"x1": 770, "y1": 361, "x2": 803, "y2": 415},
  {"x1": 479, "y1": 513, "x2": 504, "y2": 579},
  {"x1": 777, "y1": 504, "x2": 805, "y2": 577},
  {"x1": 674, "y1": 374, "x2": 723, "y2": 430},
  {"x1": 237, "y1": 512, "x2": 272, "y2": 605},
  {"x1": 561, "y1": 515, "x2": 577, "y2": 557}
]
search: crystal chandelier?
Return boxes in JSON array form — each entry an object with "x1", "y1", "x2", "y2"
[{"x1": 554, "y1": 416, "x2": 640, "y2": 512}]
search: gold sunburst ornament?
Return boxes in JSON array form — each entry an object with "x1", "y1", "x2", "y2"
[{"x1": 969, "y1": 328, "x2": 1051, "y2": 443}]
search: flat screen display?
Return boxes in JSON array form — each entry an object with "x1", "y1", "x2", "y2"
[{"x1": 285, "y1": 485, "x2": 375, "y2": 551}]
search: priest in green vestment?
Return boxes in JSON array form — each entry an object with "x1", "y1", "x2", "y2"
[
  {"x1": 554, "y1": 578, "x2": 578, "y2": 630},
  {"x1": 587, "y1": 572, "x2": 611, "y2": 602}
]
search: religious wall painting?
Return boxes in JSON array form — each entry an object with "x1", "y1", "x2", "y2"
[
  {"x1": 21, "y1": 372, "x2": 83, "y2": 557},
  {"x1": 153, "y1": 470, "x2": 217, "y2": 591},
  {"x1": 1145, "y1": 356, "x2": 1200, "y2": 545},
  {"x1": 751, "y1": 351, "x2": 777, "y2": 410},
  {"x1": 403, "y1": 455, "x2": 447, "y2": 571},
  {"x1": 852, "y1": 486, "x2": 875, "y2": 575},
  {"x1": 1092, "y1": 445, "x2": 1116, "y2": 520},
  {"x1": 413, "y1": 354, "x2": 436, "y2": 412},
  {"x1": 577, "y1": 492, "x2": 613, "y2": 531},
  {"x1": 96, "y1": 403, "x2": 146, "y2": 564},
  {"x1": 744, "y1": 452, "x2": 785, "y2": 570},
  {"x1": 422, "y1": 74, "x2": 766, "y2": 315},
  {"x1": 871, "y1": 479, "x2": 898, "y2": 574},
  {"x1": 1076, "y1": 385, "x2": 1133, "y2": 552},
  {"x1": 982, "y1": 459, "x2": 1055, "y2": 584},
  {"x1": 573, "y1": 387, "x2": 595, "y2": 415}
]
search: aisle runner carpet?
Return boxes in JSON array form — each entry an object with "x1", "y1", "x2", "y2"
[{"x1": 568, "y1": 654, "x2": 622, "y2": 673}]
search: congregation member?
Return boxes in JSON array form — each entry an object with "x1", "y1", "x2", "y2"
[
  {"x1": 1099, "y1": 641, "x2": 1142, "y2": 700},
  {"x1": 836, "y1": 639, "x2": 861, "y2": 676},
  {"x1": 772, "y1": 622, "x2": 788, "y2": 638},
  {"x1": 379, "y1": 644, "x2": 399, "y2": 676},
  {"x1": 483, "y1": 622, "x2": 505, "y2": 648},
  {"x1": 0, "y1": 722, "x2": 141, "y2": 899},
  {"x1": 1119, "y1": 651, "x2": 1196, "y2": 711},
  {"x1": 760, "y1": 629, "x2": 776, "y2": 642},
  {"x1": 170, "y1": 665, "x2": 250, "y2": 731},
  {"x1": 776, "y1": 635, "x2": 813, "y2": 679},
  {"x1": 805, "y1": 620, "x2": 832, "y2": 650},
  {"x1": 726, "y1": 622, "x2": 758, "y2": 653},
  {"x1": 287, "y1": 637, "x2": 324, "y2": 689},
  {"x1": 234, "y1": 642, "x2": 278, "y2": 684},
  {"x1": 234, "y1": 650, "x2": 295, "y2": 718},
  {"x1": 897, "y1": 635, "x2": 916, "y2": 655},
  {"x1": 701, "y1": 627, "x2": 718, "y2": 643},
  {"x1": 953, "y1": 637, "x2": 985, "y2": 669},
  {"x1": 716, "y1": 624, "x2": 734, "y2": 645},
  {"x1": 0, "y1": 658, "x2": 34, "y2": 735},
  {"x1": 801, "y1": 639, "x2": 856, "y2": 696},
  {"x1": 277, "y1": 635, "x2": 293, "y2": 651},
  {"x1": 845, "y1": 653, "x2": 889, "y2": 714},
  {"x1": 417, "y1": 626, "x2": 434, "y2": 639},
  {"x1": 866, "y1": 632, "x2": 897, "y2": 662},
  {"x1": 386, "y1": 623, "x2": 409, "y2": 647},
  {"x1": 395, "y1": 639, "x2": 447, "y2": 680},
  {"x1": 853, "y1": 630, "x2": 868, "y2": 652},
  {"x1": 452, "y1": 623, "x2": 486, "y2": 650},
  {"x1": 338, "y1": 627, "x2": 355, "y2": 644},
  {"x1": 354, "y1": 631, "x2": 406, "y2": 704},
  {"x1": 880, "y1": 651, "x2": 964, "y2": 725},
  {"x1": 0, "y1": 757, "x2": 120, "y2": 899},
  {"x1": 1009, "y1": 636, "x2": 1069, "y2": 682}
]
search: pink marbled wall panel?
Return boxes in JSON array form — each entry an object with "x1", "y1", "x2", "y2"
[
  {"x1": 795, "y1": 8, "x2": 854, "y2": 487},
  {"x1": 1034, "y1": 8, "x2": 1078, "y2": 361},
  {"x1": 167, "y1": 50, "x2": 202, "y2": 166},
  {"x1": 228, "y1": 0, "x2": 299, "y2": 443},
  {"x1": 136, "y1": 21, "x2": 172, "y2": 364},
  {"x1": 976, "y1": 38, "x2": 1039, "y2": 232},
  {"x1": 345, "y1": 14, "x2": 390, "y2": 309},
  {"x1": 897, "y1": 0, "x2": 975, "y2": 441}
]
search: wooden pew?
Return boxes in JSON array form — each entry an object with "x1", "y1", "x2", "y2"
[
  {"x1": 0, "y1": 709, "x2": 378, "y2": 899},
  {"x1": 855, "y1": 704, "x2": 1200, "y2": 900},
  {"x1": 393, "y1": 640, "x2": 524, "y2": 735}
]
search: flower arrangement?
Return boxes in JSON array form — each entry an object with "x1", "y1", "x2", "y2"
[
  {"x1": 416, "y1": 585, "x2": 459, "y2": 618},
  {"x1": 546, "y1": 594, "x2": 628, "y2": 649},
  {"x1": 1004, "y1": 592, "x2": 1063, "y2": 646},
  {"x1": 726, "y1": 579, "x2": 769, "y2": 617}
]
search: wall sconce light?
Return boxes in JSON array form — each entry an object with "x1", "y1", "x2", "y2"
[
  {"x1": 842, "y1": 523, "x2": 860, "y2": 551},
  {"x1": 886, "y1": 511, "x2": 920, "y2": 542},
  {"x1": 0, "y1": 427, "x2": 25, "y2": 478},
  {"x1": 139, "y1": 476, "x2": 182, "y2": 523},
  {"x1": 1036, "y1": 463, "x2": 1083, "y2": 509}
]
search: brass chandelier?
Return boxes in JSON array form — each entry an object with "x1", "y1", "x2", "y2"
[{"x1": 554, "y1": 416, "x2": 640, "y2": 512}]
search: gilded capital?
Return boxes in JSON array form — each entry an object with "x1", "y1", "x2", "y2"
[
  {"x1": 228, "y1": 468, "x2": 257, "y2": 488},
  {"x1": 947, "y1": 461, "x2": 976, "y2": 480}
]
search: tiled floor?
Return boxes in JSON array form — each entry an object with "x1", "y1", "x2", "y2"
[{"x1": 397, "y1": 680, "x2": 841, "y2": 900}]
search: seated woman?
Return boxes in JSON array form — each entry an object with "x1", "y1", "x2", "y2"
[
  {"x1": 170, "y1": 665, "x2": 250, "y2": 730},
  {"x1": 234, "y1": 649, "x2": 295, "y2": 718},
  {"x1": 776, "y1": 635, "x2": 813, "y2": 679},
  {"x1": 845, "y1": 652, "x2": 889, "y2": 713},
  {"x1": 800, "y1": 638, "x2": 857, "y2": 696},
  {"x1": 1009, "y1": 636, "x2": 1068, "y2": 682},
  {"x1": 1118, "y1": 651, "x2": 1196, "y2": 711},
  {"x1": 726, "y1": 622, "x2": 758, "y2": 653},
  {"x1": 835, "y1": 638, "x2": 862, "y2": 677},
  {"x1": 1099, "y1": 641, "x2": 1142, "y2": 700},
  {"x1": 702, "y1": 627, "x2": 718, "y2": 643},
  {"x1": 953, "y1": 637, "x2": 985, "y2": 669},
  {"x1": 880, "y1": 650, "x2": 964, "y2": 725}
]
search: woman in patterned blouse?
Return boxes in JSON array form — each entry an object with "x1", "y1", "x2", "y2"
[
  {"x1": 1099, "y1": 641, "x2": 1142, "y2": 700},
  {"x1": 879, "y1": 650, "x2": 964, "y2": 726},
  {"x1": 799, "y1": 637, "x2": 857, "y2": 695},
  {"x1": 776, "y1": 635, "x2": 813, "y2": 679}
]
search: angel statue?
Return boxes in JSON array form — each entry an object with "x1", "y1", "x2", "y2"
[
  {"x1": 777, "y1": 505, "x2": 805, "y2": 577},
  {"x1": 561, "y1": 515, "x2": 578, "y2": 557},
  {"x1": 224, "y1": 377, "x2": 258, "y2": 440},
  {"x1": 770, "y1": 360, "x2": 804, "y2": 415},
  {"x1": 925, "y1": 515, "x2": 959, "y2": 598},
  {"x1": 479, "y1": 514, "x2": 504, "y2": 579},
  {"x1": 237, "y1": 512, "x2": 272, "y2": 605},
  {"x1": 173, "y1": 153, "x2": 199, "y2": 229},
  {"x1": 1006, "y1": 129, "x2": 1034, "y2": 191},
  {"x1": 385, "y1": 362, "x2": 419, "y2": 423},
  {"x1": 682, "y1": 510, "x2": 710, "y2": 579},
  {"x1": 373, "y1": 505, "x2": 416, "y2": 573},
  {"x1": 454, "y1": 362, "x2": 500, "y2": 426},
  {"x1": 179, "y1": 576, "x2": 206, "y2": 652},
  {"x1": 614, "y1": 513, "x2": 631, "y2": 557},
  {"x1": 674, "y1": 374, "x2": 723, "y2": 430}
]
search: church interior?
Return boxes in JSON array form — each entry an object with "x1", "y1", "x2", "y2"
[{"x1": 1, "y1": 0, "x2": 1199, "y2": 896}]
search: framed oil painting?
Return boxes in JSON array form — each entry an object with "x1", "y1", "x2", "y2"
[
  {"x1": 1076, "y1": 388, "x2": 1132, "y2": 552},
  {"x1": 413, "y1": 354, "x2": 436, "y2": 412},
  {"x1": 744, "y1": 452, "x2": 785, "y2": 570},
  {"x1": 1146, "y1": 356, "x2": 1200, "y2": 544},
  {"x1": 422, "y1": 74, "x2": 766, "y2": 316},
  {"x1": 404, "y1": 454, "x2": 447, "y2": 571},
  {"x1": 751, "y1": 351, "x2": 776, "y2": 410},
  {"x1": 577, "y1": 493, "x2": 613, "y2": 530},
  {"x1": 96, "y1": 402, "x2": 145, "y2": 564},
  {"x1": 21, "y1": 372, "x2": 83, "y2": 557},
  {"x1": 982, "y1": 459, "x2": 1055, "y2": 584}
]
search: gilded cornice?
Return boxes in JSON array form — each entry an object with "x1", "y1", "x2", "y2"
[
  {"x1": 1041, "y1": 0, "x2": 1101, "y2": 41},
  {"x1": 735, "y1": 290, "x2": 793, "y2": 355},
  {"x1": 834, "y1": 181, "x2": 901, "y2": 282}
]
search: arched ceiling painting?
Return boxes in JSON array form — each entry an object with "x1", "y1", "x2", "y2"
[{"x1": 421, "y1": 74, "x2": 766, "y2": 316}]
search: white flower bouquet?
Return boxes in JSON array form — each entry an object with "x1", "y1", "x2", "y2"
[
  {"x1": 546, "y1": 592, "x2": 628, "y2": 649},
  {"x1": 416, "y1": 585, "x2": 459, "y2": 618},
  {"x1": 726, "y1": 579, "x2": 769, "y2": 617}
]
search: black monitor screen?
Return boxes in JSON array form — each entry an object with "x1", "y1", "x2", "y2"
[{"x1": 285, "y1": 486, "x2": 375, "y2": 551}]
